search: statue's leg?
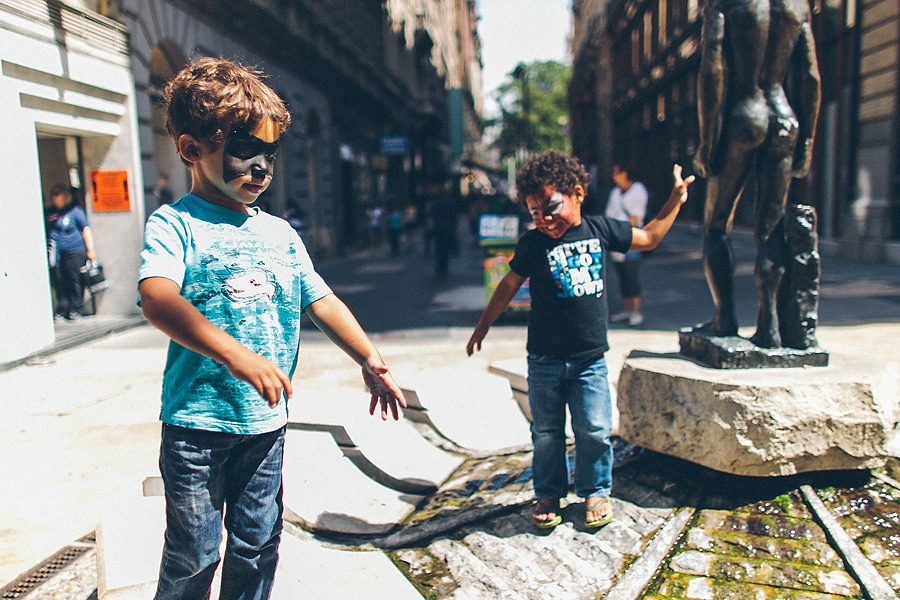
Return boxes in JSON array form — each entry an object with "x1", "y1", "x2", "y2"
[
  {"x1": 695, "y1": 92, "x2": 769, "y2": 336},
  {"x1": 750, "y1": 94, "x2": 796, "y2": 348},
  {"x1": 697, "y1": 225, "x2": 739, "y2": 336}
]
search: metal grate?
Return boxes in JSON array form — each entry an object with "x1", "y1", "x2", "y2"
[{"x1": 0, "y1": 543, "x2": 92, "y2": 599}]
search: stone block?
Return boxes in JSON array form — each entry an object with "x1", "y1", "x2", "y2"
[
  {"x1": 281, "y1": 428, "x2": 424, "y2": 536},
  {"x1": 616, "y1": 350, "x2": 899, "y2": 476},
  {"x1": 401, "y1": 367, "x2": 532, "y2": 453}
]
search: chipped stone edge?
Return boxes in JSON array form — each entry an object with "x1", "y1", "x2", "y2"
[
  {"x1": 601, "y1": 506, "x2": 695, "y2": 600},
  {"x1": 799, "y1": 484, "x2": 900, "y2": 600}
]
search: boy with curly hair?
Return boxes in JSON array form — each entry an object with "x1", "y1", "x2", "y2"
[
  {"x1": 139, "y1": 57, "x2": 406, "y2": 599},
  {"x1": 467, "y1": 151, "x2": 692, "y2": 529}
]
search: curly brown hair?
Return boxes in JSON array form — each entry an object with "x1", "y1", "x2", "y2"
[
  {"x1": 162, "y1": 57, "x2": 291, "y2": 150},
  {"x1": 515, "y1": 151, "x2": 591, "y2": 202}
]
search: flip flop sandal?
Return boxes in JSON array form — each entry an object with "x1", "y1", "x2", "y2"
[
  {"x1": 585, "y1": 497, "x2": 613, "y2": 528},
  {"x1": 532, "y1": 498, "x2": 563, "y2": 529}
]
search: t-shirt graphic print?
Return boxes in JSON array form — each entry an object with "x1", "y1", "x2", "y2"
[{"x1": 547, "y1": 238, "x2": 605, "y2": 299}]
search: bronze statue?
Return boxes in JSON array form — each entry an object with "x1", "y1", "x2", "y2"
[{"x1": 692, "y1": 0, "x2": 821, "y2": 349}]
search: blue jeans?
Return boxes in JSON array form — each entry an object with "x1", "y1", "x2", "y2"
[
  {"x1": 527, "y1": 353, "x2": 613, "y2": 500},
  {"x1": 155, "y1": 424, "x2": 285, "y2": 600}
]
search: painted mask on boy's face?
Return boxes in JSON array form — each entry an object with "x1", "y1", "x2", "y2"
[
  {"x1": 525, "y1": 189, "x2": 579, "y2": 238},
  {"x1": 222, "y1": 121, "x2": 279, "y2": 198}
]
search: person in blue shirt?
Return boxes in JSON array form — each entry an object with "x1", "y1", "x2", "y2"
[
  {"x1": 139, "y1": 57, "x2": 407, "y2": 600},
  {"x1": 46, "y1": 184, "x2": 95, "y2": 320}
]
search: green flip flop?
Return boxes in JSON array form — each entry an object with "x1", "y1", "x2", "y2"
[
  {"x1": 532, "y1": 498, "x2": 563, "y2": 529},
  {"x1": 585, "y1": 497, "x2": 613, "y2": 528}
]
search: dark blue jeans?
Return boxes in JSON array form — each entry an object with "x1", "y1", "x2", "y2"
[
  {"x1": 155, "y1": 424, "x2": 285, "y2": 600},
  {"x1": 527, "y1": 354, "x2": 613, "y2": 500}
]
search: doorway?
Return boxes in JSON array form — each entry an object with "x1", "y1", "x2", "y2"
[{"x1": 36, "y1": 134, "x2": 96, "y2": 318}]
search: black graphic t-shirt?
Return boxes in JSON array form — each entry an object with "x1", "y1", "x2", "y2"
[{"x1": 509, "y1": 216, "x2": 632, "y2": 360}]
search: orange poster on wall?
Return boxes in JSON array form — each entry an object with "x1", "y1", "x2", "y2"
[{"x1": 90, "y1": 169, "x2": 131, "y2": 212}]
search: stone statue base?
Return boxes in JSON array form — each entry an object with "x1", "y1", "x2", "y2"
[
  {"x1": 679, "y1": 328, "x2": 829, "y2": 369},
  {"x1": 616, "y1": 349, "x2": 899, "y2": 477}
]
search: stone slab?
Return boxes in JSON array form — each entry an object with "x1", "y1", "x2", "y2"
[
  {"x1": 96, "y1": 498, "x2": 420, "y2": 599},
  {"x1": 679, "y1": 328, "x2": 830, "y2": 369},
  {"x1": 400, "y1": 367, "x2": 532, "y2": 453},
  {"x1": 282, "y1": 428, "x2": 424, "y2": 536},
  {"x1": 96, "y1": 496, "x2": 166, "y2": 598},
  {"x1": 289, "y1": 386, "x2": 463, "y2": 491},
  {"x1": 616, "y1": 349, "x2": 899, "y2": 476}
]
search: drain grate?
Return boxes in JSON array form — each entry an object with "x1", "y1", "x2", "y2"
[{"x1": 0, "y1": 542, "x2": 93, "y2": 599}]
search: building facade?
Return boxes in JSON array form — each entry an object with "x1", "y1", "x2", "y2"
[
  {"x1": 0, "y1": 0, "x2": 146, "y2": 362},
  {"x1": 570, "y1": 0, "x2": 900, "y2": 262},
  {"x1": 0, "y1": 0, "x2": 483, "y2": 364}
]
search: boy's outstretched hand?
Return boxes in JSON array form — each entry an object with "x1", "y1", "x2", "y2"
[
  {"x1": 672, "y1": 164, "x2": 694, "y2": 204},
  {"x1": 362, "y1": 358, "x2": 407, "y2": 421}
]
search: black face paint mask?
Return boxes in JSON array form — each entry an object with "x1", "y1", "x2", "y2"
[{"x1": 223, "y1": 127, "x2": 280, "y2": 182}]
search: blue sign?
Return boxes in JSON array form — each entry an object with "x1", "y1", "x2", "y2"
[{"x1": 379, "y1": 135, "x2": 408, "y2": 155}]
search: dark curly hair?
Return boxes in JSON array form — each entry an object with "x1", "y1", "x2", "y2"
[{"x1": 515, "y1": 151, "x2": 591, "y2": 202}]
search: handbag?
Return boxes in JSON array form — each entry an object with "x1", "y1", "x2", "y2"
[{"x1": 80, "y1": 259, "x2": 109, "y2": 293}]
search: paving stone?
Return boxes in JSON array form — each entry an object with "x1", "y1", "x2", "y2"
[
  {"x1": 401, "y1": 367, "x2": 532, "y2": 453},
  {"x1": 272, "y1": 525, "x2": 422, "y2": 599},
  {"x1": 669, "y1": 549, "x2": 860, "y2": 596},
  {"x1": 683, "y1": 528, "x2": 843, "y2": 566},
  {"x1": 282, "y1": 427, "x2": 425, "y2": 536},
  {"x1": 695, "y1": 509, "x2": 830, "y2": 543},
  {"x1": 815, "y1": 478, "x2": 900, "y2": 595},
  {"x1": 648, "y1": 573, "x2": 856, "y2": 600},
  {"x1": 429, "y1": 538, "x2": 526, "y2": 600},
  {"x1": 289, "y1": 386, "x2": 464, "y2": 491},
  {"x1": 96, "y1": 496, "x2": 166, "y2": 598}
]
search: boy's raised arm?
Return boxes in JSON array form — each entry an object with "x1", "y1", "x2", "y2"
[
  {"x1": 139, "y1": 276, "x2": 293, "y2": 407},
  {"x1": 305, "y1": 293, "x2": 407, "y2": 421}
]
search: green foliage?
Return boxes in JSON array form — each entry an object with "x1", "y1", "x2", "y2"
[{"x1": 493, "y1": 60, "x2": 571, "y2": 165}]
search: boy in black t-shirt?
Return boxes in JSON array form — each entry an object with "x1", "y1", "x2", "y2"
[{"x1": 466, "y1": 151, "x2": 693, "y2": 529}]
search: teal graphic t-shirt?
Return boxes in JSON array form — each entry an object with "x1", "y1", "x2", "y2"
[{"x1": 139, "y1": 194, "x2": 332, "y2": 434}]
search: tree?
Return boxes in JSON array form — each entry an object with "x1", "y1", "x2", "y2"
[{"x1": 492, "y1": 60, "x2": 572, "y2": 165}]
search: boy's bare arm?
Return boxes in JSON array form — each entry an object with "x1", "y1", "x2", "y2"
[
  {"x1": 466, "y1": 270, "x2": 526, "y2": 356},
  {"x1": 305, "y1": 294, "x2": 407, "y2": 421},
  {"x1": 630, "y1": 165, "x2": 695, "y2": 251},
  {"x1": 139, "y1": 276, "x2": 292, "y2": 407}
]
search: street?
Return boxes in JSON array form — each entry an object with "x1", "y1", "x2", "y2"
[{"x1": 1, "y1": 217, "x2": 899, "y2": 597}]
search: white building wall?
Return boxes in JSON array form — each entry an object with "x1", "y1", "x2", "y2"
[{"x1": 0, "y1": 1, "x2": 144, "y2": 363}]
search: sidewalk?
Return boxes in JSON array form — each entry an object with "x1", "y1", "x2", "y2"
[{"x1": 1, "y1": 222, "x2": 898, "y2": 599}]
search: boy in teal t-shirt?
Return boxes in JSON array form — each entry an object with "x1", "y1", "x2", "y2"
[{"x1": 139, "y1": 57, "x2": 406, "y2": 600}]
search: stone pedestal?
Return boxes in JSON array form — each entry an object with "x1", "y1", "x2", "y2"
[
  {"x1": 679, "y1": 328, "x2": 829, "y2": 369},
  {"x1": 616, "y1": 349, "x2": 899, "y2": 476}
]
